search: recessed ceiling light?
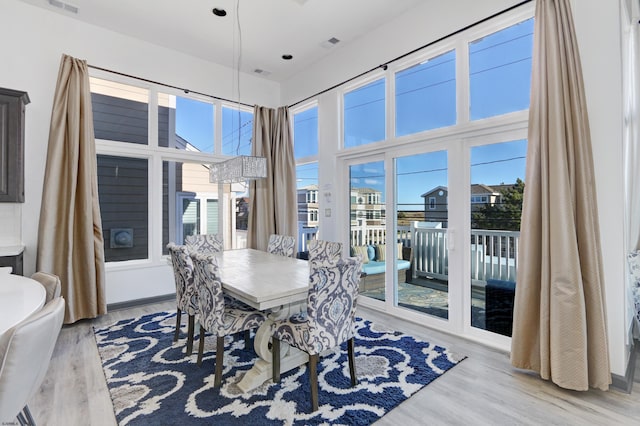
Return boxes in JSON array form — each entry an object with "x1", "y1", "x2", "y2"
[
  {"x1": 282, "y1": 54, "x2": 293, "y2": 60},
  {"x1": 212, "y1": 8, "x2": 227, "y2": 17}
]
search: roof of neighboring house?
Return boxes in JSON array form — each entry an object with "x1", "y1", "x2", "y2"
[
  {"x1": 470, "y1": 183, "x2": 498, "y2": 195},
  {"x1": 420, "y1": 185, "x2": 448, "y2": 198},
  {"x1": 297, "y1": 184, "x2": 318, "y2": 191}
]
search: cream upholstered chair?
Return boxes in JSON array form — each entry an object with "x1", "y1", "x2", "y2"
[
  {"x1": 267, "y1": 234, "x2": 296, "y2": 257},
  {"x1": 167, "y1": 243, "x2": 198, "y2": 356},
  {"x1": 307, "y1": 239, "x2": 343, "y2": 264},
  {"x1": 185, "y1": 233, "x2": 223, "y2": 255},
  {"x1": 30, "y1": 272, "x2": 61, "y2": 304},
  {"x1": 271, "y1": 256, "x2": 362, "y2": 412},
  {"x1": 191, "y1": 252, "x2": 266, "y2": 387},
  {"x1": 0, "y1": 297, "x2": 65, "y2": 425}
]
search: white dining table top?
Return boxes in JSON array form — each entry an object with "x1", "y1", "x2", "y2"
[
  {"x1": 0, "y1": 274, "x2": 46, "y2": 336},
  {"x1": 216, "y1": 248, "x2": 310, "y2": 311}
]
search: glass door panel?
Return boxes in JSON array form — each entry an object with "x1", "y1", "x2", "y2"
[
  {"x1": 470, "y1": 139, "x2": 527, "y2": 335},
  {"x1": 349, "y1": 161, "x2": 386, "y2": 301},
  {"x1": 395, "y1": 151, "x2": 448, "y2": 318}
]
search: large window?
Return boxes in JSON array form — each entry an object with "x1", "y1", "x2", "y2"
[
  {"x1": 344, "y1": 78, "x2": 386, "y2": 148},
  {"x1": 91, "y1": 77, "x2": 253, "y2": 263},
  {"x1": 395, "y1": 50, "x2": 456, "y2": 136},
  {"x1": 339, "y1": 7, "x2": 533, "y2": 345},
  {"x1": 469, "y1": 18, "x2": 534, "y2": 120},
  {"x1": 293, "y1": 104, "x2": 320, "y2": 255}
]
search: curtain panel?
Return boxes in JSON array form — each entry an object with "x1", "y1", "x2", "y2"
[
  {"x1": 510, "y1": 0, "x2": 610, "y2": 391},
  {"x1": 36, "y1": 54, "x2": 106, "y2": 324},
  {"x1": 247, "y1": 106, "x2": 297, "y2": 253}
]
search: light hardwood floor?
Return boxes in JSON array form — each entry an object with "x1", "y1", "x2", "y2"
[{"x1": 28, "y1": 300, "x2": 640, "y2": 425}]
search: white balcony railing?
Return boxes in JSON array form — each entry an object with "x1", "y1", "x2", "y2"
[{"x1": 297, "y1": 221, "x2": 519, "y2": 283}]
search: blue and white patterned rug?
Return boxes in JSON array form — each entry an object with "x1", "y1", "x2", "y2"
[{"x1": 94, "y1": 311, "x2": 465, "y2": 425}]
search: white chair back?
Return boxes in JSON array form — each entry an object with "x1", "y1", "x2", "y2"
[
  {"x1": 0, "y1": 297, "x2": 65, "y2": 423},
  {"x1": 31, "y1": 272, "x2": 62, "y2": 304}
]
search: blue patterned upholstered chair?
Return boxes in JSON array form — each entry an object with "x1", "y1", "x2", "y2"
[
  {"x1": 185, "y1": 233, "x2": 224, "y2": 254},
  {"x1": 191, "y1": 252, "x2": 267, "y2": 387},
  {"x1": 267, "y1": 234, "x2": 296, "y2": 257},
  {"x1": 167, "y1": 243, "x2": 199, "y2": 356},
  {"x1": 271, "y1": 256, "x2": 362, "y2": 412},
  {"x1": 307, "y1": 240, "x2": 343, "y2": 264}
]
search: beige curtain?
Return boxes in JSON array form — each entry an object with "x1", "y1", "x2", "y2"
[
  {"x1": 247, "y1": 106, "x2": 297, "y2": 252},
  {"x1": 510, "y1": 0, "x2": 610, "y2": 391},
  {"x1": 36, "y1": 54, "x2": 106, "y2": 324}
]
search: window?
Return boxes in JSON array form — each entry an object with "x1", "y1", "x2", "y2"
[
  {"x1": 91, "y1": 78, "x2": 149, "y2": 145},
  {"x1": 97, "y1": 155, "x2": 148, "y2": 262},
  {"x1": 91, "y1": 77, "x2": 244, "y2": 263},
  {"x1": 294, "y1": 105, "x2": 318, "y2": 158},
  {"x1": 222, "y1": 106, "x2": 253, "y2": 156},
  {"x1": 344, "y1": 78, "x2": 386, "y2": 148},
  {"x1": 469, "y1": 18, "x2": 534, "y2": 120},
  {"x1": 396, "y1": 50, "x2": 456, "y2": 136},
  {"x1": 293, "y1": 104, "x2": 320, "y2": 254},
  {"x1": 159, "y1": 94, "x2": 214, "y2": 152},
  {"x1": 429, "y1": 197, "x2": 436, "y2": 210}
]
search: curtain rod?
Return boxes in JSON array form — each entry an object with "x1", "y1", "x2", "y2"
[
  {"x1": 288, "y1": 0, "x2": 533, "y2": 108},
  {"x1": 87, "y1": 64, "x2": 254, "y2": 108}
]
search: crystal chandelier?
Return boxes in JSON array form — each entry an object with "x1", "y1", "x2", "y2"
[{"x1": 209, "y1": 155, "x2": 267, "y2": 183}]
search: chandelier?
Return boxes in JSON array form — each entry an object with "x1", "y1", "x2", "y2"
[
  {"x1": 208, "y1": 1, "x2": 266, "y2": 185},
  {"x1": 209, "y1": 155, "x2": 267, "y2": 183}
]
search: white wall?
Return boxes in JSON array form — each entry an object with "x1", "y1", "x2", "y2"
[
  {"x1": 0, "y1": 1, "x2": 280, "y2": 303},
  {"x1": 281, "y1": 0, "x2": 629, "y2": 377}
]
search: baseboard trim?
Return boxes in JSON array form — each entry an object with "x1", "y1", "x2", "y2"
[
  {"x1": 107, "y1": 293, "x2": 175, "y2": 312},
  {"x1": 611, "y1": 339, "x2": 637, "y2": 393}
]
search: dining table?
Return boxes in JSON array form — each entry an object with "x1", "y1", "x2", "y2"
[
  {"x1": 215, "y1": 248, "x2": 311, "y2": 392},
  {"x1": 0, "y1": 273, "x2": 46, "y2": 337}
]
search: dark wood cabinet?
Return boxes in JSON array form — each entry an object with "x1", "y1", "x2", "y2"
[
  {"x1": 0, "y1": 87, "x2": 30, "y2": 202},
  {"x1": 0, "y1": 247, "x2": 24, "y2": 275}
]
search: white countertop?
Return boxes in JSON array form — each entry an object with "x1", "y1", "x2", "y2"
[{"x1": 0, "y1": 245, "x2": 25, "y2": 257}]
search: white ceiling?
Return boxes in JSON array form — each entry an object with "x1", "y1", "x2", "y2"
[{"x1": 19, "y1": 0, "x2": 425, "y2": 82}]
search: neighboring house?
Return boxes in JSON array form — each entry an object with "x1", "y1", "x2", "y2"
[
  {"x1": 350, "y1": 187, "x2": 385, "y2": 227},
  {"x1": 297, "y1": 184, "x2": 319, "y2": 228},
  {"x1": 421, "y1": 183, "x2": 518, "y2": 227}
]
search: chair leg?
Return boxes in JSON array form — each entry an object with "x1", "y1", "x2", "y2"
[
  {"x1": 244, "y1": 329, "x2": 251, "y2": 348},
  {"x1": 197, "y1": 326, "x2": 207, "y2": 367},
  {"x1": 309, "y1": 353, "x2": 319, "y2": 412},
  {"x1": 272, "y1": 338, "x2": 280, "y2": 383},
  {"x1": 23, "y1": 405, "x2": 35, "y2": 425},
  {"x1": 174, "y1": 309, "x2": 182, "y2": 342},
  {"x1": 214, "y1": 336, "x2": 224, "y2": 387},
  {"x1": 186, "y1": 315, "x2": 195, "y2": 355},
  {"x1": 17, "y1": 411, "x2": 27, "y2": 426},
  {"x1": 348, "y1": 337, "x2": 358, "y2": 387}
]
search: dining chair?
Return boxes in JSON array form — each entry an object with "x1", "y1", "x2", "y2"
[
  {"x1": 267, "y1": 234, "x2": 296, "y2": 257},
  {"x1": 167, "y1": 243, "x2": 199, "y2": 356},
  {"x1": 30, "y1": 272, "x2": 61, "y2": 304},
  {"x1": 307, "y1": 239, "x2": 343, "y2": 264},
  {"x1": 185, "y1": 233, "x2": 223, "y2": 255},
  {"x1": 0, "y1": 297, "x2": 65, "y2": 425},
  {"x1": 271, "y1": 256, "x2": 362, "y2": 412},
  {"x1": 191, "y1": 252, "x2": 266, "y2": 387}
]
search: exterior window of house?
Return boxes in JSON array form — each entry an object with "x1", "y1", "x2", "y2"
[
  {"x1": 429, "y1": 197, "x2": 436, "y2": 210},
  {"x1": 395, "y1": 49, "x2": 456, "y2": 136},
  {"x1": 469, "y1": 18, "x2": 534, "y2": 120},
  {"x1": 344, "y1": 78, "x2": 386, "y2": 148}
]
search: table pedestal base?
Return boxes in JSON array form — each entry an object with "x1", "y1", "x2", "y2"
[{"x1": 236, "y1": 301, "x2": 308, "y2": 392}]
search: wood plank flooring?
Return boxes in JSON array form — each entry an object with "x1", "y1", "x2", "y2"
[{"x1": 26, "y1": 300, "x2": 640, "y2": 425}]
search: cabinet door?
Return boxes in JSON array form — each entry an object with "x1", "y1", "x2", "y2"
[{"x1": 0, "y1": 88, "x2": 29, "y2": 202}]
